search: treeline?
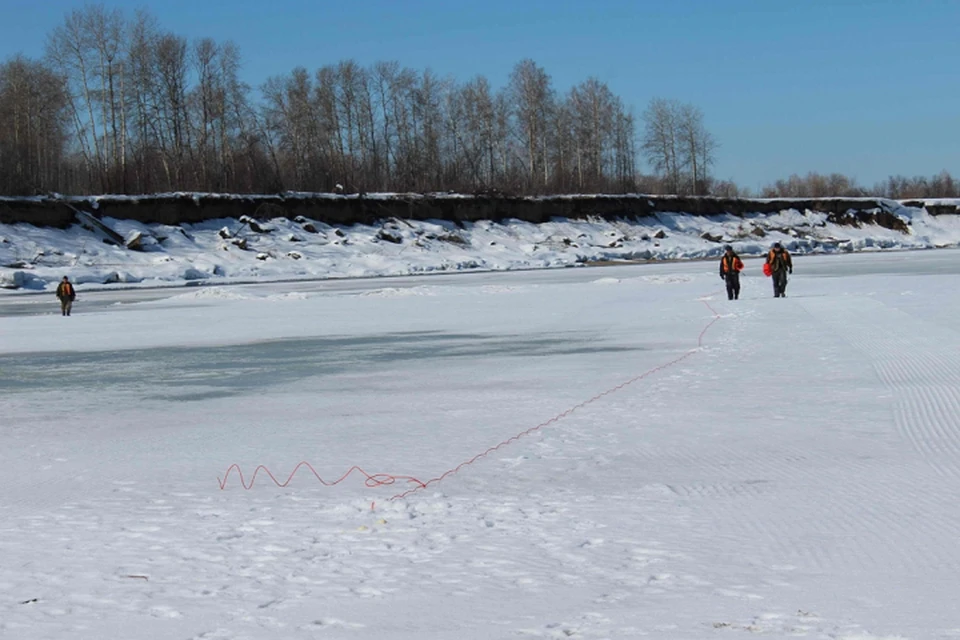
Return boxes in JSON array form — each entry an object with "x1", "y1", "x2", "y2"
[
  {"x1": 0, "y1": 5, "x2": 644, "y2": 196},
  {"x1": 261, "y1": 59, "x2": 639, "y2": 194},
  {"x1": 755, "y1": 170, "x2": 960, "y2": 200},
  {"x1": 0, "y1": 5, "x2": 955, "y2": 200}
]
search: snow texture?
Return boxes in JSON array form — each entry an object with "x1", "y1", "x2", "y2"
[
  {"x1": 1, "y1": 199, "x2": 959, "y2": 293},
  {"x1": 1, "y1": 206, "x2": 960, "y2": 638}
]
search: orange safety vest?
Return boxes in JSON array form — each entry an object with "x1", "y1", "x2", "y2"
[
  {"x1": 721, "y1": 254, "x2": 743, "y2": 274},
  {"x1": 767, "y1": 249, "x2": 791, "y2": 271}
]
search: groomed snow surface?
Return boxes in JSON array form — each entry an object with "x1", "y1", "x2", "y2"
[{"x1": 2, "y1": 249, "x2": 960, "y2": 639}]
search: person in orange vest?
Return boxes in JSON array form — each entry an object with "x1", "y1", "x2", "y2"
[
  {"x1": 766, "y1": 242, "x2": 793, "y2": 298},
  {"x1": 719, "y1": 245, "x2": 744, "y2": 300},
  {"x1": 55, "y1": 276, "x2": 76, "y2": 316}
]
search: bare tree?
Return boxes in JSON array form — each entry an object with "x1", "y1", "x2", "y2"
[
  {"x1": 677, "y1": 103, "x2": 716, "y2": 195},
  {"x1": 460, "y1": 75, "x2": 509, "y2": 190},
  {"x1": 417, "y1": 69, "x2": 448, "y2": 190},
  {"x1": 216, "y1": 42, "x2": 260, "y2": 191},
  {"x1": 46, "y1": 8, "x2": 104, "y2": 190},
  {"x1": 761, "y1": 172, "x2": 865, "y2": 198},
  {"x1": 568, "y1": 78, "x2": 617, "y2": 190},
  {"x1": 125, "y1": 9, "x2": 161, "y2": 192},
  {"x1": 44, "y1": 5, "x2": 130, "y2": 191},
  {"x1": 611, "y1": 106, "x2": 636, "y2": 192},
  {"x1": 926, "y1": 170, "x2": 957, "y2": 198},
  {"x1": 641, "y1": 98, "x2": 681, "y2": 193},
  {"x1": 371, "y1": 61, "x2": 400, "y2": 187},
  {"x1": 508, "y1": 59, "x2": 554, "y2": 191},
  {"x1": 86, "y1": 6, "x2": 126, "y2": 190},
  {"x1": 191, "y1": 38, "x2": 219, "y2": 188},
  {"x1": 642, "y1": 98, "x2": 716, "y2": 195},
  {"x1": 0, "y1": 56, "x2": 69, "y2": 194},
  {"x1": 152, "y1": 33, "x2": 190, "y2": 188},
  {"x1": 262, "y1": 67, "x2": 317, "y2": 189},
  {"x1": 712, "y1": 179, "x2": 750, "y2": 198}
]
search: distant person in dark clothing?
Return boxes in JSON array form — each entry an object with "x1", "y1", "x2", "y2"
[
  {"x1": 719, "y1": 245, "x2": 744, "y2": 300},
  {"x1": 766, "y1": 242, "x2": 793, "y2": 298},
  {"x1": 55, "y1": 276, "x2": 76, "y2": 316}
]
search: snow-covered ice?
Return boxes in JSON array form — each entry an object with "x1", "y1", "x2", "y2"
[{"x1": 2, "y1": 248, "x2": 960, "y2": 639}]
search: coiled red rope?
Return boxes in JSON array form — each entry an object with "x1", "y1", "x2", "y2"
[
  {"x1": 217, "y1": 462, "x2": 426, "y2": 491},
  {"x1": 218, "y1": 297, "x2": 724, "y2": 499}
]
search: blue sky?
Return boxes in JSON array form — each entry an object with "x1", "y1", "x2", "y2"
[{"x1": 3, "y1": 0, "x2": 958, "y2": 190}]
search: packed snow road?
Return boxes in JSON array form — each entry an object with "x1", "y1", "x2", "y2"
[{"x1": 1, "y1": 249, "x2": 959, "y2": 639}]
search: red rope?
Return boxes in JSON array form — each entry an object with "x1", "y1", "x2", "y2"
[
  {"x1": 217, "y1": 462, "x2": 426, "y2": 491},
  {"x1": 218, "y1": 297, "x2": 724, "y2": 498},
  {"x1": 390, "y1": 298, "x2": 722, "y2": 499}
]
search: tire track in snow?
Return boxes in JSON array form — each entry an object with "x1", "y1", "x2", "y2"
[
  {"x1": 802, "y1": 297, "x2": 960, "y2": 475},
  {"x1": 793, "y1": 296, "x2": 960, "y2": 573},
  {"x1": 652, "y1": 296, "x2": 960, "y2": 576},
  {"x1": 697, "y1": 301, "x2": 883, "y2": 572},
  {"x1": 627, "y1": 300, "x2": 880, "y2": 572}
]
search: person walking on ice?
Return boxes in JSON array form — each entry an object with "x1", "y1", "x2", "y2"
[
  {"x1": 55, "y1": 276, "x2": 76, "y2": 316},
  {"x1": 766, "y1": 242, "x2": 793, "y2": 298},
  {"x1": 719, "y1": 244, "x2": 744, "y2": 300}
]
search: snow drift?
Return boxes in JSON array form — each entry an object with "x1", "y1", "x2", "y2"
[{"x1": 1, "y1": 195, "x2": 959, "y2": 292}]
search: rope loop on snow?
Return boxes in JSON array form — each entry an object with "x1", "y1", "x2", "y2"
[{"x1": 217, "y1": 462, "x2": 425, "y2": 491}]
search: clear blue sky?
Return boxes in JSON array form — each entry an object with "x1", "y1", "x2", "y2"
[{"x1": 3, "y1": 0, "x2": 958, "y2": 190}]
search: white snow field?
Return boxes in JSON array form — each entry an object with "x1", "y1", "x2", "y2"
[{"x1": 2, "y1": 249, "x2": 960, "y2": 639}]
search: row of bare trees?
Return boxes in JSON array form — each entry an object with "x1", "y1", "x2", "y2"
[
  {"x1": 0, "y1": 56, "x2": 70, "y2": 193},
  {"x1": 0, "y1": 5, "x2": 654, "y2": 196},
  {"x1": 41, "y1": 7, "x2": 265, "y2": 194},
  {"x1": 641, "y1": 98, "x2": 718, "y2": 195},
  {"x1": 252, "y1": 58, "x2": 640, "y2": 194},
  {"x1": 5, "y1": 5, "x2": 951, "y2": 200},
  {"x1": 757, "y1": 170, "x2": 960, "y2": 199}
]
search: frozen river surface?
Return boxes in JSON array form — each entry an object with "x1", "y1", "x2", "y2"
[{"x1": 1, "y1": 250, "x2": 959, "y2": 639}]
